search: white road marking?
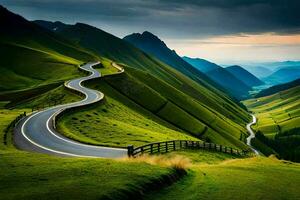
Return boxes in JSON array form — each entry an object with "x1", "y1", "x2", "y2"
[{"x1": 20, "y1": 62, "x2": 126, "y2": 157}]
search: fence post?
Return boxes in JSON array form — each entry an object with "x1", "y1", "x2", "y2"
[
  {"x1": 230, "y1": 148, "x2": 233, "y2": 154},
  {"x1": 225, "y1": 147, "x2": 227, "y2": 153},
  {"x1": 150, "y1": 144, "x2": 153, "y2": 154},
  {"x1": 220, "y1": 145, "x2": 222, "y2": 152},
  {"x1": 165, "y1": 141, "x2": 168, "y2": 152},
  {"x1": 158, "y1": 143, "x2": 160, "y2": 153},
  {"x1": 209, "y1": 143, "x2": 211, "y2": 150},
  {"x1": 180, "y1": 140, "x2": 182, "y2": 149},
  {"x1": 127, "y1": 145, "x2": 134, "y2": 157},
  {"x1": 173, "y1": 141, "x2": 176, "y2": 150}
]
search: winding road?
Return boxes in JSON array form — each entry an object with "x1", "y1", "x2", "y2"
[
  {"x1": 14, "y1": 61, "x2": 259, "y2": 158},
  {"x1": 14, "y1": 62, "x2": 127, "y2": 158},
  {"x1": 246, "y1": 114, "x2": 260, "y2": 155}
]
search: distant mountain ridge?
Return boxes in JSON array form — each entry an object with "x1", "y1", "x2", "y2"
[
  {"x1": 263, "y1": 66, "x2": 300, "y2": 85},
  {"x1": 256, "y1": 78, "x2": 300, "y2": 97},
  {"x1": 123, "y1": 32, "x2": 226, "y2": 94},
  {"x1": 225, "y1": 65, "x2": 264, "y2": 88},
  {"x1": 182, "y1": 56, "x2": 219, "y2": 73},
  {"x1": 242, "y1": 66, "x2": 273, "y2": 78},
  {"x1": 124, "y1": 32, "x2": 250, "y2": 100},
  {"x1": 182, "y1": 56, "x2": 251, "y2": 99}
]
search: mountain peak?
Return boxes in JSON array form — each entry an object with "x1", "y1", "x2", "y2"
[{"x1": 124, "y1": 31, "x2": 163, "y2": 44}]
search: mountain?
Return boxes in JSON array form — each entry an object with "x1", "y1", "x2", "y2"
[
  {"x1": 0, "y1": 5, "x2": 96, "y2": 92},
  {"x1": 123, "y1": 32, "x2": 250, "y2": 100},
  {"x1": 263, "y1": 66, "x2": 300, "y2": 85},
  {"x1": 183, "y1": 56, "x2": 251, "y2": 99},
  {"x1": 256, "y1": 78, "x2": 300, "y2": 98},
  {"x1": 34, "y1": 20, "x2": 250, "y2": 148},
  {"x1": 242, "y1": 66, "x2": 273, "y2": 78},
  {"x1": 225, "y1": 65, "x2": 264, "y2": 88},
  {"x1": 182, "y1": 56, "x2": 219, "y2": 73},
  {"x1": 205, "y1": 68, "x2": 251, "y2": 99},
  {"x1": 122, "y1": 31, "x2": 228, "y2": 94}
]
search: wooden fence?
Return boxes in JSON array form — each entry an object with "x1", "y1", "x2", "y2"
[{"x1": 128, "y1": 140, "x2": 252, "y2": 157}]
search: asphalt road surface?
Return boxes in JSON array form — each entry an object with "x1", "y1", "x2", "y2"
[
  {"x1": 246, "y1": 114, "x2": 260, "y2": 155},
  {"x1": 14, "y1": 62, "x2": 127, "y2": 158}
]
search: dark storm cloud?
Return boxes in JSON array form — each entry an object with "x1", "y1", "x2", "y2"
[{"x1": 1, "y1": 0, "x2": 300, "y2": 38}]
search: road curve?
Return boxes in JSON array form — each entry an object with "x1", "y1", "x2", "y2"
[
  {"x1": 14, "y1": 62, "x2": 127, "y2": 158},
  {"x1": 246, "y1": 114, "x2": 260, "y2": 155}
]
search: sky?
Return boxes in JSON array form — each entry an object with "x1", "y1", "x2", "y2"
[{"x1": 1, "y1": 0, "x2": 300, "y2": 64}]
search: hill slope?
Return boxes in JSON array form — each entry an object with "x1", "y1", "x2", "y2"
[
  {"x1": 182, "y1": 56, "x2": 219, "y2": 73},
  {"x1": 256, "y1": 78, "x2": 300, "y2": 98},
  {"x1": 244, "y1": 85, "x2": 300, "y2": 161},
  {"x1": 263, "y1": 66, "x2": 300, "y2": 85},
  {"x1": 123, "y1": 31, "x2": 232, "y2": 96},
  {"x1": 0, "y1": 6, "x2": 96, "y2": 92},
  {"x1": 183, "y1": 56, "x2": 251, "y2": 99},
  {"x1": 242, "y1": 66, "x2": 273, "y2": 78},
  {"x1": 34, "y1": 20, "x2": 250, "y2": 148},
  {"x1": 226, "y1": 65, "x2": 264, "y2": 87}
]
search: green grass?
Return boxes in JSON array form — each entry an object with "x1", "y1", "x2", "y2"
[
  {"x1": 243, "y1": 86, "x2": 300, "y2": 137},
  {"x1": 58, "y1": 66, "x2": 249, "y2": 149},
  {"x1": 146, "y1": 153, "x2": 300, "y2": 200},
  {"x1": 0, "y1": 42, "x2": 85, "y2": 92},
  {"x1": 243, "y1": 86, "x2": 300, "y2": 161},
  {"x1": 0, "y1": 87, "x2": 176, "y2": 200},
  {"x1": 98, "y1": 57, "x2": 119, "y2": 75},
  {"x1": 0, "y1": 150, "x2": 174, "y2": 200},
  {"x1": 0, "y1": 8, "x2": 98, "y2": 93},
  {"x1": 0, "y1": 108, "x2": 29, "y2": 150},
  {"x1": 52, "y1": 22, "x2": 251, "y2": 130},
  {"x1": 58, "y1": 81, "x2": 196, "y2": 148}
]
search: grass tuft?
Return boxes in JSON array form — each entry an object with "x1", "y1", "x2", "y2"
[{"x1": 120, "y1": 154, "x2": 191, "y2": 170}]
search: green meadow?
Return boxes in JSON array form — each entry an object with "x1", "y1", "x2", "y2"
[
  {"x1": 244, "y1": 85, "x2": 300, "y2": 138},
  {"x1": 243, "y1": 85, "x2": 300, "y2": 161},
  {"x1": 146, "y1": 152, "x2": 300, "y2": 200},
  {"x1": 1, "y1": 6, "x2": 300, "y2": 200}
]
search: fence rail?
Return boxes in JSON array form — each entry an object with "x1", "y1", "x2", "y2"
[{"x1": 128, "y1": 140, "x2": 252, "y2": 157}]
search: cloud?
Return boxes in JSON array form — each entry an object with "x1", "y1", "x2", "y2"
[{"x1": 1, "y1": 0, "x2": 300, "y2": 39}]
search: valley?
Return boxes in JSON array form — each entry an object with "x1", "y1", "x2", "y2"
[{"x1": 0, "y1": 4, "x2": 300, "y2": 200}]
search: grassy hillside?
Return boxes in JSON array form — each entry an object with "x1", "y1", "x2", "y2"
[
  {"x1": 0, "y1": 6, "x2": 97, "y2": 92},
  {"x1": 147, "y1": 153, "x2": 300, "y2": 200},
  {"x1": 57, "y1": 64, "x2": 250, "y2": 149},
  {"x1": 123, "y1": 32, "x2": 228, "y2": 94},
  {"x1": 0, "y1": 76, "x2": 180, "y2": 200},
  {"x1": 244, "y1": 85, "x2": 300, "y2": 161},
  {"x1": 256, "y1": 78, "x2": 300, "y2": 98},
  {"x1": 37, "y1": 21, "x2": 232, "y2": 99},
  {"x1": 124, "y1": 31, "x2": 250, "y2": 100},
  {"x1": 34, "y1": 20, "x2": 251, "y2": 149},
  {"x1": 225, "y1": 65, "x2": 264, "y2": 87}
]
